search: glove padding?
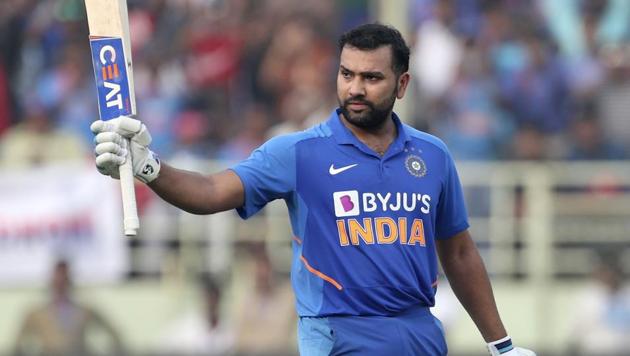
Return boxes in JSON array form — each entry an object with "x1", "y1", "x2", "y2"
[
  {"x1": 91, "y1": 116, "x2": 160, "y2": 183},
  {"x1": 487, "y1": 336, "x2": 536, "y2": 356}
]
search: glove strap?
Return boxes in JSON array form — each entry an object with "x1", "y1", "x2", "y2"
[
  {"x1": 487, "y1": 336, "x2": 513, "y2": 355},
  {"x1": 136, "y1": 150, "x2": 161, "y2": 184}
]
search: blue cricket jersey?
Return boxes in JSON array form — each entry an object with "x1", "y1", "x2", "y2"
[{"x1": 231, "y1": 109, "x2": 469, "y2": 317}]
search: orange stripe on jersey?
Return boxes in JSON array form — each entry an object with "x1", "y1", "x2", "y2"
[
  {"x1": 107, "y1": 65, "x2": 113, "y2": 79},
  {"x1": 292, "y1": 236, "x2": 302, "y2": 245},
  {"x1": 113, "y1": 63, "x2": 119, "y2": 78},
  {"x1": 101, "y1": 67, "x2": 107, "y2": 80},
  {"x1": 300, "y1": 256, "x2": 343, "y2": 290}
]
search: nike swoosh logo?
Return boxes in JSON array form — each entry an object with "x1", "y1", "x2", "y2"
[{"x1": 329, "y1": 163, "x2": 358, "y2": 175}]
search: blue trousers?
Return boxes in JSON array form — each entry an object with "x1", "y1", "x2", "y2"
[{"x1": 298, "y1": 306, "x2": 447, "y2": 355}]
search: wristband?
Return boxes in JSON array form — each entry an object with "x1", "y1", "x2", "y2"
[{"x1": 487, "y1": 336, "x2": 514, "y2": 355}]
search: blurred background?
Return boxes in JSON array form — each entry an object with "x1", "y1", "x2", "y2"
[{"x1": 1, "y1": 0, "x2": 630, "y2": 355}]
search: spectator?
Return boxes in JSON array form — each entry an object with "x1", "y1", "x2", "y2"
[
  {"x1": 540, "y1": 0, "x2": 630, "y2": 61},
  {"x1": 412, "y1": 0, "x2": 463, "y2": 100},
  {"x1": 509, "y1": 124, "x2": 548, "y2": 160},
  {"x1": 0, "y1": 0, "x2": 36, "y2": 128},
  {"x1": 217, "y1": 103, "x2": 269, "y2": 162},
  {"x1": 501, "y1": 33, "x2": 572, "y2": 134},
  {"x1": 0, "y1": 104, "x2": 87, "y2": 168},
  {"x1": 0, "y1": 61, "x2": 10, "y2": 136},
  {"x1": 156, "y1": 275, "x2": 236, "y2": 356},
  {"x1": 266, "y1": 86, "x2": 332, "y2": 139},
  {"x1": 432, "y1": 39, "x2": 515, "y2": 160},
  {"x1": 257, "y1": 17, "x2": 334, "y2": 117},
  {"x1": 13, "y1": 260, "x2": 125, "y2": 356},
  {"x1": 565, "y1": 104, "x2": 625, "y2": 160},
  {"x1": 232, "y1": 244, "x2": 296, "y2": 355},
  {"x1": 567, "y1": 251, "x2": 630, "y2": 355},
  {"x1": 596, "y1": 44, "x2": 630, "y2": 155}
]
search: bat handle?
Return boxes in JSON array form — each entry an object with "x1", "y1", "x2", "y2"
[{"x1": 119, "y1": 140, "x2": 139, "y2": 236}]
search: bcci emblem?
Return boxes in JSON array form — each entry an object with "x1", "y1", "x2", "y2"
[{"x1": 405, "y1": 155, "x2": 427, "y2": 178}]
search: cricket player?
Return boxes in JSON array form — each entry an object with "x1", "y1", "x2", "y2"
[{"x1": 92, "y1": 23, "x2": 536, "y2": 355}]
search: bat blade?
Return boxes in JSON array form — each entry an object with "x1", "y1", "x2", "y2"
[
  {"x1": 84, "y1": 0, "x2": 127, "y2": 37},
  {"x1": 85, "y1": 0, "x2": 139, "y2": 236},
  {"x1": 85, "y1": 0, "x2": 136, "y2": 120}
]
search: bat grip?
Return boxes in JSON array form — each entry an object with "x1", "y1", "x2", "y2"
[{"x1": 119, "y1": 140, "x2": 139, "y2": 236}]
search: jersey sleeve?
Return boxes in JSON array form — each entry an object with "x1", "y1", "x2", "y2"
[
  {"x1": 229, "y1": 135, "x2": 296, "y2": 219},
  {"x1": 435, "y1": 151, "x2": 469, "y2": 239}
]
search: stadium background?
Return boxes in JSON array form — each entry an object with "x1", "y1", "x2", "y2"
[{"x1": 1, "y1": 0, "x2": 630, "y2": 355}]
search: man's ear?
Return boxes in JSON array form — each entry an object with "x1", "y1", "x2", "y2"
[{"x1": 396, "y1": 72, "x2": 410, "y2": 99}]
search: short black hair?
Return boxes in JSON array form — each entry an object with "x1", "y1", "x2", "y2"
[{"x1": 338, "y1": 23, "x2": 410, "y2": 76}]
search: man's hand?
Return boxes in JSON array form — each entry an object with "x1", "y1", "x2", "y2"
[
  {"x1": 91, "y1": 116, "x2": 160, "y2": 183},
  {"x1": 487, "y1": 336, "x2": 536, "y2": 356}
]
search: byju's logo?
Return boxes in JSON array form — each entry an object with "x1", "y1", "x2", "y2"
[{"x1": 333, "y1": 190, "x2": 360, "y2": 217}]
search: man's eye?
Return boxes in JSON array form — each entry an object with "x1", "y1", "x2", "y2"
[{"x1": 341, "y1": 71, "x2": 352, "y2": 79}]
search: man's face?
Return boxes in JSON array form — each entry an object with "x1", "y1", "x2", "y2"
[
  {"x1": 51, "y1": 263, "x2": 71, "y2": 299},
  {"x1": 337, "y1": 45, "x2": 409, "y2": 129}
]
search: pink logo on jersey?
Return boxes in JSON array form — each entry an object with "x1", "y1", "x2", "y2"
[
  {"x1": 333, "y1": 190, "x2": 360, "y2": 217},
  {"x1": 340, "y1": 195, "x2": 354, "y2": 212}
]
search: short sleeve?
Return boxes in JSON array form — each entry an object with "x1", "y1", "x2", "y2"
[
  {"x1": 435, "y1": 151, "x2": 469, "y2": 239},
  {"x1": 230, "y1": 135, "x2": 296, "y2": 219}
]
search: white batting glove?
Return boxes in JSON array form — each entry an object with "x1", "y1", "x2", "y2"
[
  {"x1": 487, "y1": 336, "x2": 536, "y2": 356},
  {"x1": 90, "y1": 116, "x2": 161, "y2": 183}
]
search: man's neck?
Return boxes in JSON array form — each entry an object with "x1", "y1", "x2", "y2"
[{"x1": 339, "y1": 113, "x2": 397, "y2": 156}]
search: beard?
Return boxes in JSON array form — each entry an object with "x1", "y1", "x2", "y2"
[{"x1": 338, "y1": 89, "x2": 397, "y2": 130}]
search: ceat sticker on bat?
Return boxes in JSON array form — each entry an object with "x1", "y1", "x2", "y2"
[{"x1": 89, "y1": 37, "x2": 132, "y2": 121}]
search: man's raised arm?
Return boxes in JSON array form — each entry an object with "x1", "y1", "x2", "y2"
[
  {"x1": 149, "y1": 165, "x2": 243, "y2": 214},
  {"x1": 91, "y1": 116, "x2": 245, "y2": 215}
]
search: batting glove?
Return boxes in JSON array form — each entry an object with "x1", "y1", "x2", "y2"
[
  {"x1": 487, "y1": 336, "x2": 536, "y2": 356},
  {"x1": 91, "y1": 116, "x2": 161, "y2": 183}
]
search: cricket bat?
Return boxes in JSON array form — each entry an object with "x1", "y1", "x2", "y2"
[{"x1": 85, "y1": 0, "x2": 139, "y2": 236}]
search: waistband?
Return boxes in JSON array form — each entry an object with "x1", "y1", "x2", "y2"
[{"x1": 301, "y1": 304, "x2": 432, "y2": 319}]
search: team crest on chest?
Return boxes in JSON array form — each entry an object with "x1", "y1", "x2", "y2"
[{"x1": 405, "y1": 154, "x2": 427, "y2": 178}]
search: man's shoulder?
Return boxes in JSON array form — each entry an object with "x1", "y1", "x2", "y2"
[
  {"x1": 402, "y1": 124, "x2": 449, "y2": 154},
  {"x1": 22, "y1": 304, "x2": 48, "y2": 320},
  {"x1": 264, "y1": 122, "x2": 332, "y2": 149}
]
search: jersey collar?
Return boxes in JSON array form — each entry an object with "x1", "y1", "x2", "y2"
[{"x1": 328, "y1": 108, "x2": 411, "y2": 158}]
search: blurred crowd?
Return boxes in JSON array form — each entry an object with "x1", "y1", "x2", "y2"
[
  {"x1": 0, "y1": 0, "x2": 369, "y2": 168},
  {"x1": 13, "y1": 250, "x2": 298, "y2": 356},
  {"x1": 1, "y1": 0, "x2": 630, "y2": 167},
  {"x1": 410, "y1": 0, "x2": 630, "y2": 160}
]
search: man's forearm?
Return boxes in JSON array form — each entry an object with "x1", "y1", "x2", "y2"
[
  {"x1": 148, "y1": 163, "x2": 244, "y2": 215},
  {"x1": 439, "y1": 236, "x2": 507, "y2": 341}
]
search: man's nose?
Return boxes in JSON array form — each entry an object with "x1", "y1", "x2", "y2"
[{"x1": 348, "y1": 78, "x2": 366, "y2": 97}]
